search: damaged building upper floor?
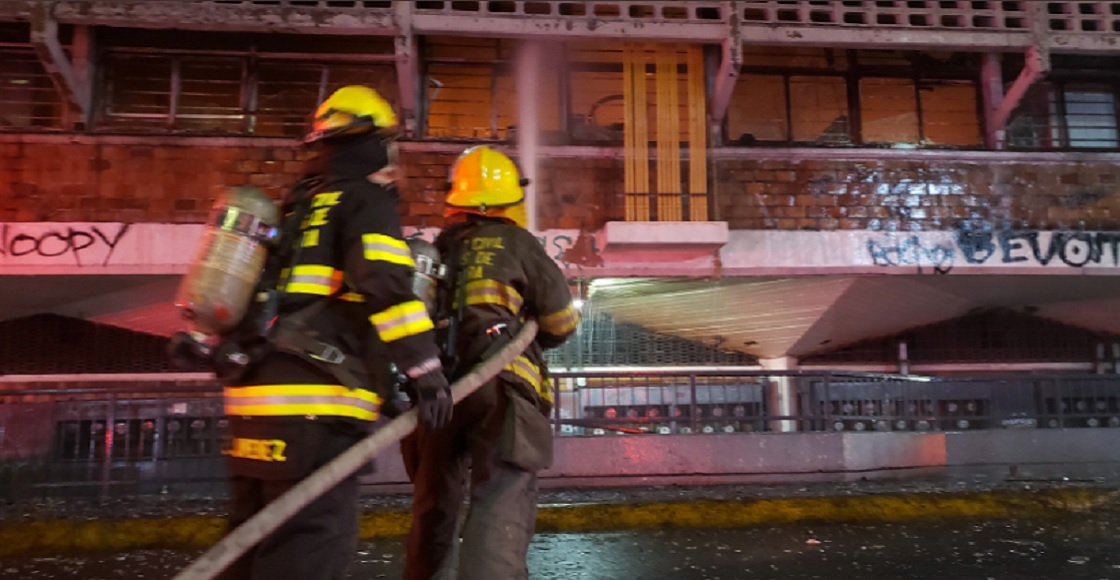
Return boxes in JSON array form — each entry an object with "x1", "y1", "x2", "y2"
[{"x1": 1, "y1": 0, "x2": 1119, "y2": 152}]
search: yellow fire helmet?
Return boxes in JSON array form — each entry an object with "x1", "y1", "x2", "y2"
[
  {"x1": 443, "y1": 146, "x2": 529, "y2": 229},
  {"x1": 304, "y1": 85, "x2": 397, "y2": 144}
]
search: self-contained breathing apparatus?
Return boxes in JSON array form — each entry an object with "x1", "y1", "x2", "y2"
[
  {"x1": 170, "y1": 186, "x2": 283, "y2": 379},
  {"x1": 170, "y1": 183, "x2": 430, "y2": 393}
]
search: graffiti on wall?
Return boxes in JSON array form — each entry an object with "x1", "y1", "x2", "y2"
[
  {"x1": 0, "y1": 224, "x2": 132, "y2": 266},
  {"x1": 867, "y1": 229, "x2": 1120, "y2": 274},
  {"x1": 866, "y1": 235, "x2": 955, "y2": 274}
]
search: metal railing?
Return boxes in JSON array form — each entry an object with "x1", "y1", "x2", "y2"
[
  {"x1": 3, "y1": 370, "x2": 1120, "y2": 498},
  {"x1": 548, "y1": 369, "x2": 1120, "y2": 435},
  {"x1": 0, "y1": 386, "x2": 226, "y2": 499}
]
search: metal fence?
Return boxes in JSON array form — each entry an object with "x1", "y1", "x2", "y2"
[
  {"x1": 4, "y1": 370, "x2": 1120, "y2": 498},
  {"x1": 550, "y1": 370, "x2": 1120, "y2": 435},
  {"x1": 0, "y1": 386, "x2": 226, "y2": 499}
]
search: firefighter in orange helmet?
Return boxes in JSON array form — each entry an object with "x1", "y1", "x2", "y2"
[
  {"x1": 402, "y1": 146, "x2": 580, "y2": 580},
  {"x1": 217, "y1": 86, "x2": 452, "y2": 580}
]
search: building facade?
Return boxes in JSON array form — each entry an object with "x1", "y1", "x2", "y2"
[
  {"x1": 3, "y1": 0, "x2": 1120, "y2": 376},
  {"x1": 5, "y1": 0, "x2": 1120, "y2": 493}
]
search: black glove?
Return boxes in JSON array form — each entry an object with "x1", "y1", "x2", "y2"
[{"x1": 411, "y1": 370, "x2": 453, "y2": 429}]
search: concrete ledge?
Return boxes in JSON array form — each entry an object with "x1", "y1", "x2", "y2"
[
  {"x1": 0, "y1": 488, "x2": 1113, "y2": 558},
  {"x1": 843, "y1": 433, "x2": 947, "y2": 471},
  {"x1": 544, "y1": 433, "x2": 846, "y2": 477},
  {"x1": 602, "y1": 221, "x2": 729, "y2": 252},
  {"x1": 947, "y1": 429, "x2": 1120, "y2": 465},
  {"x1": 360, "y1": 433, "x2": 947, "y2": 486}
]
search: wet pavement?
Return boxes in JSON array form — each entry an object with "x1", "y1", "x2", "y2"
[
  {"x1": 3, "y1": 469, "x2": 1120, "y2": 578},
  {"x1": 4, "y1": 512, "x2": 1120, "y2": 579},
  {"x1": 4, "y1": 465, "x2": 1118, "y2": 523}
]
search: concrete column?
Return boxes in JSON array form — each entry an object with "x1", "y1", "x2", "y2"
[
  {"x1": 761, "y1": 356, "x2": 798, "y2": 433},
  {"x1": 980, "y1": 53, "x2": 1004, "y2": 150},
  {"x1": 516, "y1": 39, "x2": 543, "y2": 232}
]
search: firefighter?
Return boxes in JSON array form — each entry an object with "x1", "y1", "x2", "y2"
[
  {"x1": 217, "y1": 85, "x2": 452, "y2": 580},
  {"x1": 402, "y1": 146, "x2": 580, "y2": 580}
]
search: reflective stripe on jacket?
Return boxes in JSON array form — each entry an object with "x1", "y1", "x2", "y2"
[
  {"x1": 437, "y1": 218, "x2": 578, "y2": 403},
  {"x1": 225, "y1": 383, "x2": 381, "y2": 422},
  {"x1": 276, "y1": 177, "x2": 442, "y2": 380}
]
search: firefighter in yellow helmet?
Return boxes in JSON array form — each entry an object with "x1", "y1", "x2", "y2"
[
  {"x1": 443, "y1": 144, "x2": 530, "y2": 228},
  {"x1": 402, "y1": 146, "x2": 580, "y2": 580},
  {"x1": 218, "y1": 86, "x2": 451, "y2": 580}
]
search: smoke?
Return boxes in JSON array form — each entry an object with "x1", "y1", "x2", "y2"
[{"x1": 516, "y1": 39, "x2": 544, "y2": 232}]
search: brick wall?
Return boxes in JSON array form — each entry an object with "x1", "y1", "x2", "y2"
[
  {"x1": 0, "y1": 140, "x2": 305, "y2": 223},
  {"x1": 716, "y1": 158, "x2": 1120, "y2": 232},
  {"x1": 401, "y1": 152, "x2": 627, "y2": 230},
  {"x1": 536, "y1": 156, "x2": 624, "y2": 230},
  {"x1": 0, "y1": 138, "x2": 627, "y2": 229},
  {"x1": 5, "y1": 137, "x2": 1119, "y2": 232}
]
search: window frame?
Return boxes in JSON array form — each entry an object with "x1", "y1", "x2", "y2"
[
  {"x1": 1006, "y1": 79, "x2": 1120, "y2": 152},
  {"x1": 0, "y1": 22, "x2": 68, "y2": 131},
  {"x1": 728, "y1": 49, "x2": 984, "y2": 149},
  {"x1": 1050, "y1": 80, "x2": 1120, "y2": 150},
  {"x1": 95, "y1": 45, "x2": 397, "y2": 137}
]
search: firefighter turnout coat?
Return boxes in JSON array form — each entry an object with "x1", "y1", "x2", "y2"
[
  {"x1": 437, "y1": 216, "x2": 580, "y2": 407},
  {"x1": 224, "y1": 153, "x2": 442, "y2": 480}
]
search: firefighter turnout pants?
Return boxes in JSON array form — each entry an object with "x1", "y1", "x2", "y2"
[
  {"x1": 402, "y1": 377, "x2": 541, "y2": 580},
  {"x1": 218, "y1": 417, "x2": 368, "y2": 580}
]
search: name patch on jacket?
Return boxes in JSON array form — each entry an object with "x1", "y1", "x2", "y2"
[
  {"x1": 463, "y1": 236, "x2": 505, "y2": 280},
  {"x1": 224, "y1": 437, "x2": 289, "y2": 462},
  {"x1": 300, "y1": 191, "x2": 343, "y2": 249}
]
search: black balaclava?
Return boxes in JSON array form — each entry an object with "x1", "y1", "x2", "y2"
[{"x1": 302, "y1": 132, "x2": 391, "y2": 184}]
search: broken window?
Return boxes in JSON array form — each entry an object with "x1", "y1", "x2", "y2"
[
  {"x1": 727, "y1": 74, "x2": 786, "y2": 143},
  {"x1": 860, "y1": 77, "x2": 920, "y2": 144},
  {"x1": 726, "y1": 48, "x2": 981, "y2": 148},
  {"x1": 791, "y1": 76, "x2": 849, "y2": 144},
  {"x1": 426, "y1": 63, "x2": 509, "y2": 139},
  {"x1": 564, "y1": 40, "x2": 700, "y2": 147},
  {"x1": 423, "y1": 36, "x2": 519, "y2": 140},
  {"x1": 96, "y1": 29, "x2": 397, "y2": 136},
  {"x1": 919, "y1": 80, "x2": 981, "y2": 147},
  {"x1": 0, "y1": 24, "x2": 65, "y2": 130},
  {"x1": 101, "y1": 54, "x2": 249, "y2": 133},
  {"x1": 254, "y1": 61, "x2": 397, "y2": 138}
]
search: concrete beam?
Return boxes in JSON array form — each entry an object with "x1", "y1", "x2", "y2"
[
  {"x1": 709, "y1": 2, "x2": 741, "y2": 128},
  {"x1": 1026, "y1": 0, "x2": 1052, "y2": 72},
  {"x1": 1049, "y1": 33, "x2": 1120, "y2": 54},
  {"x1": 980, "y1": 53, "x2": 1004, "y2": 150},
  {"x1": 410, "y1": 13, "x2": 726, "y2": 41},
  {"x1": 0, "y1": 1, "x2": 30, "y2": 21},
  {"x1": 49, "y1": 1, "x2": 396, "y2": 34},
  {"x1": 740, "y1": 27, "x2": 1032, "y2": 52},
  {"x1": 392, "y1": 2, "x2": 418, "y2": 136},
  {"x1": 990, "y1": 46, "x2": 1048, "y2": 150},
  {"x1": 29, "y1": 2, "x2": 90, "y2": 123}
]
